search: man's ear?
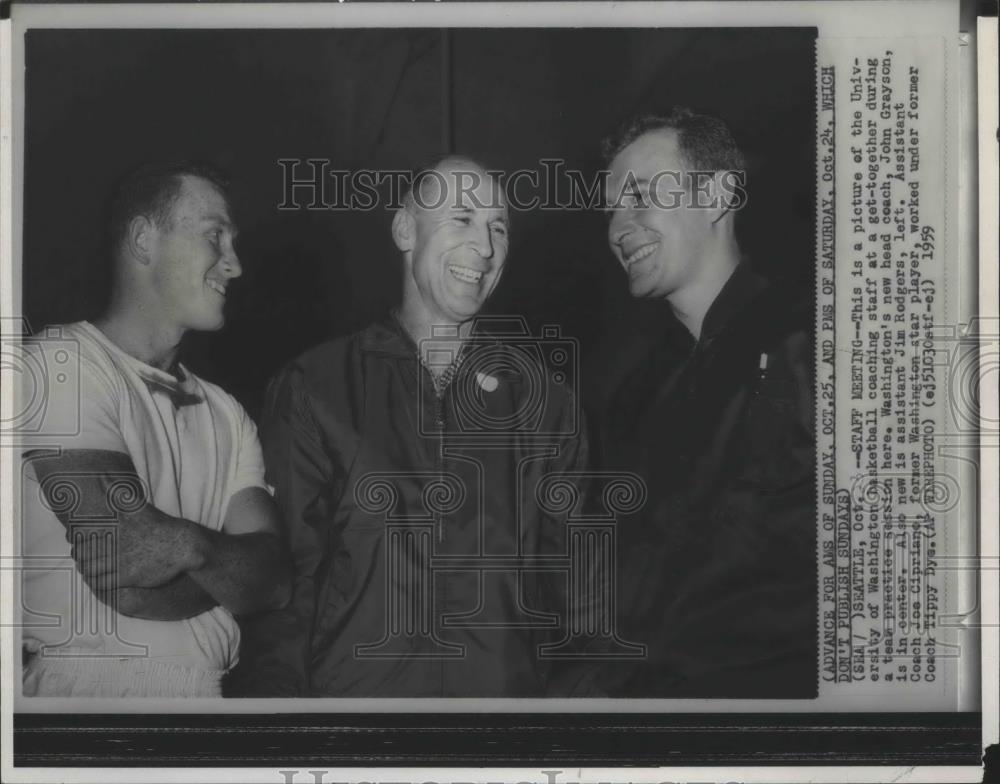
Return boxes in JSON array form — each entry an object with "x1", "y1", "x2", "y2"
[
  {"x1": 709, "y1": 169, "x2": 745, "y2": 226},
  {"x1": 125, "y1": 215, "x2": 156, "y2": 264},
  {"x1": 392, "y1": 207, "x2": 415, "y2": 252}
]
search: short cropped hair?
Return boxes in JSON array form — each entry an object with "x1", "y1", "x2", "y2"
[
  {"x1": 601, "y1": 107, "x2": 746, "y2": 174},
  {"x1": 107, "y1": 161, "x2": 230, "y2": 257}
]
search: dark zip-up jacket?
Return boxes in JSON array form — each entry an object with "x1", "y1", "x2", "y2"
[
  {"x1": 232, "y1": 316, "x2": 587, "y2": 697},
  {"x1": 588, "y1": 264, "x2": 817, "y2": 698}
]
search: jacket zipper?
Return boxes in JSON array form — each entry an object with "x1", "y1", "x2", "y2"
[
  {"x1": 436, "y1": 384, "x2": 447, "y2": 696},
  {"x1": 435, "y1": 389, "x2": 445, "y2": 542}
]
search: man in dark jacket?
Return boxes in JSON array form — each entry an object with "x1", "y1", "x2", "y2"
[
  {"x1": 590, "y1": 108, "x2": 817, "y2": 697},
  {"x1": 233, "y1": 157, "x2": 587, "y2": 697}
]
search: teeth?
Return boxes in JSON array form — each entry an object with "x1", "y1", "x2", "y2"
[
  {"x1": 625, "y1": 243, "x2": 659, "y2": 265},
  {"x1": 448, "y1": 265, "x2": 483, "y2": 284},
  {"x1": 206, "y1": 279, "x2": 226, "y2": 296}
]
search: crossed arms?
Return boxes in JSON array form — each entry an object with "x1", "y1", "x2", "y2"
[{"x1": 30, "y1": 448, "x2": 292, "y2": 621}]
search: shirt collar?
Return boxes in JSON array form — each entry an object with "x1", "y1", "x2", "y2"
[
  {"x1": 135, "y1": 364, "x2": 204, "y2": 406},
  {"x1": 81, "y1": 321, "x2": 204, "y2": 406}
]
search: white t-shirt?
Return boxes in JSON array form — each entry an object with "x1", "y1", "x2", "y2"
[{"x1": 19, "y1": 321, "x2": 267, "y2": 673}]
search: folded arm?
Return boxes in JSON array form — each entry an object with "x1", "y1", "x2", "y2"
[{"x1": 30, "y1": 449, "x2": 291, "y2": 620}]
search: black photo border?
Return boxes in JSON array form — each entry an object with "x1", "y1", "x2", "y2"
[{"x1": 12, "y1": 711, "x2": 986, "y2": 767}]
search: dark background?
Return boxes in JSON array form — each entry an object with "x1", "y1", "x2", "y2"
[{"x1": 24, "y1": 27, "x2": 816, "y2": 419}]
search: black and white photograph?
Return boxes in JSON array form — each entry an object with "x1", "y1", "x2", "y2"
[
  {"x1": 15, "y1": 22, "x2": 817, "y2": 701},
  {"x1": 1, "y1": 0, "x2": 994, "y2": 779}
]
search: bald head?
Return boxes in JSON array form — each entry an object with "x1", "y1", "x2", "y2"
[{"x1": 403, "y1": 156, "x2": 507, "y2": 216}]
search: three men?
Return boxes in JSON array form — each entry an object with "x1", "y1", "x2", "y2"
[
  {"x1": 21, "y1": 113, "x2": 816, "y2": 700},
  {"x1": 233, "y1": 157, "x2": 586, "y2": 697},
  {"x1": 21, "y1": 163, "x2": 291, "y2": 697},
  {"x1": 592, "y1": 108, "x2": 816, "y2": 697}
]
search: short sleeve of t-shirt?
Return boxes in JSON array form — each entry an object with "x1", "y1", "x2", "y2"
[
  {"x1": 24, "y1": 334, "x2": 127, "y2": 454},
  {"x1": 230, "y1": 401, "x2": 269, "y2": 497}
]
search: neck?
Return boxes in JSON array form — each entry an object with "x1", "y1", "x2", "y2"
[
  {"x1": 94, "y1": 291, "x2": 185, "y2": 372},
  {"x1": 667, "y1": 235, "x2": 740, "y2": 341}
]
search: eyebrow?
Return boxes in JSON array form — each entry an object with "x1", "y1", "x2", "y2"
[
  {"x1": 202, "y1": 214, "x2": 238, "y2": 235},
  {"x1": 448, "y1": 202, "x2": 509, "y2": 225}
]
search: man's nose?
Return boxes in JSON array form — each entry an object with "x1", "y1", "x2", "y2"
[
  {"x1": 469, "y1": 224, "x2": 494, "y2": 259},
  {"x1": 223, "y1": 245, "x2": 243, "y2": 279},
  {"x1": 608, "y1": 212, "x2": 634, "y2": 250}
]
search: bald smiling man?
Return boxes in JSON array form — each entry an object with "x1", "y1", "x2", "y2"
[{"x1": 233, "y1": 157, "x2": 588, "y2": 697}]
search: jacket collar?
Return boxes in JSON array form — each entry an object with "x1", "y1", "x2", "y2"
[
  {"x1": 358, "y1": 313, "x2": 417, "y2": 359},
  {"x1": 658, "y1": 261, "x2": 770, "y2": 352},
  {"x1": 699, "y1": 261, "x2": 770, "y2": 343},
  {"x1": 359, "y1": 311, "x2": 507, "y2": 358},
  {"x1": 359, "y1": 312, "x2": 526, "y2": 392}
]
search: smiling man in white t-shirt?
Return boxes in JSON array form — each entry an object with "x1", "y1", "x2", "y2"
[{"x1": 19, "y1": 162, "x2": 292, "y2": 698}]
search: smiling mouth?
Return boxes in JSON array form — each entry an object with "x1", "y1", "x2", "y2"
[
  {"x1": 448, "y1": 265, "x2": 484, "y2": 284},
  {"x1": 624, "y1": 242, "x2": 660, "y2": 266},
  {"x1": 206, "y1": 279, "x2": 227, "y2": 297}
]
